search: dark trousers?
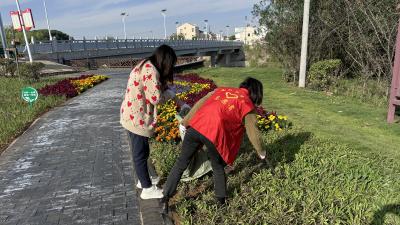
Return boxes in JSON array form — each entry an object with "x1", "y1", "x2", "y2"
[
  {"x1": 128, "y1": 132, "x2": 152, "y2": 188},
  {"x1": 163, "y1": 128, "x2": 227, "y2": 198}
]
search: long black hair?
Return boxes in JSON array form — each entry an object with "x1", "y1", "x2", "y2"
[
  {"x1": 239, "y1": 77, "x2": 264, "y2": 105},
  {"x1": 141, "y1": 44, "x2": 177, "y2": 88}
]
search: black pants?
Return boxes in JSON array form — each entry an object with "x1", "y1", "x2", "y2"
[
  {"x1": 128, "y1": 132, "x2": 152, "y2": 188},
  {"x1": 163, "y1": 128, "x2": 227, "y2": 198}
]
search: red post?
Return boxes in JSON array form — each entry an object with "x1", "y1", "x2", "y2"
[{"x1": 387, "y1": 18, "x2": 400, "y2": 123}]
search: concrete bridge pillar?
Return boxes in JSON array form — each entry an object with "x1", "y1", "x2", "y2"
[
  {"x1": 215, "y1": 48, "x2": 246, "y2": 67},
  {"x1": 210, "y1": 54, "x2": 217, "y2": 67}
]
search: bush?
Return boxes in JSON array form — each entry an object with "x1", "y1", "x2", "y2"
[
  {"x1": 150, "y1": 141, "x2": 180, "y2": 178},
  {"x1": 19, "y1": 62, "x2": 45, "y2": 81},
  {"x1": 0, "y1": 58, "x2": 16, "y2": 77},
  {"x1": 308, "y1": 59, "x2": 342, "y2": 91}
]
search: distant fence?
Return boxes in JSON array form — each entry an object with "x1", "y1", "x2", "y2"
[{"x1": 67, "y1": 56, "x2": 203, "y2": 69}]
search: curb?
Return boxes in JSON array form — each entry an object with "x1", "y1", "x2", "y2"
[
  {"x1": 132, "y1": 170, "x2": 175, "y2": 225},
  {"x1": 125, "y1": 133, "x2": 174, "y2": 225}
]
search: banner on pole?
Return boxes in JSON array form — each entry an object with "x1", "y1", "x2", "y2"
[
  {"x1": 10, "y1": 11, "x2": 22, "y2": 31},
  {"x1": 22, "y1": 9, "x2": 35, "y2": 31},
  {"x1": 10, "y1": 9, "x2": 35, "y2": 32}
]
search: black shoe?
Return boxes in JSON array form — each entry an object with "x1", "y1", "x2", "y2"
[
  {"x1": 216, "y1": 197, "x2": 226, "y2": 206},
  {"x1": 160, "y1": 197, "x2": 169, "y2": 215}
]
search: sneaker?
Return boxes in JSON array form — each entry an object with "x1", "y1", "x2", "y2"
[
  {"x1": 136, "y1": 176, "x2": 160, "y2": 189},
  {"x1": 140, "y1": 186, "x2": 164, "y2": 199}
]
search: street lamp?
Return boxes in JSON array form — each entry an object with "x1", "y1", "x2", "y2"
[
  {"x1": 121, "y1": 12, "x2": 129, "y2": 40},
  {"x1": 42, "y1": 0, "x2": 52, "y2": 41},
  {"x1": 225, "y1": 25, "x2": 230, "y2": 40},
  {"x1": 150, "y1": 30, "x2": 154, "y2": 39},
  {"x1": 244, "y1": 16, "x2": 248, "y2": 45},
  {"x1": 204, "y1": 19, "x2": 208, "y2": 40},
  {"x1": 161, "y1": 9, "x2": 167, "y2": 39}
]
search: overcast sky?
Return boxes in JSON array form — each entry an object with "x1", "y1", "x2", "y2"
[{"x1": 0, "y1": 0, "x2": 260, "y2": 39}]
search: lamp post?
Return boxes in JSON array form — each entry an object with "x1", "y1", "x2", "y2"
[
  {"x1": 15, "y1": 0, "x2": 33, "y2": 63},
  {"x1": 0, "y1": 12, "x2": 9, "y2": 58},
  {"x1": 299, "y1": 0, "x2": 311, "y2": 88},
  {"x1": 225, "y1": 25, "x2": 230, "y2": 40},
  {"x1": 175, "y1": 21, "x2": 179, "y2": 39},
  {"x1": 121, "y1": 12, "x2": 128, "y2": 40},
  {"x1": 244, "y1": 16, "x2": 247, "y2": 45},
  {"x1": 43, "y1": 0, "x2": 52, "y2": 41},
  {"x1": 204, "y1": 19, "x2": 208, "y2": 40},
  {"x1": 161, "y1": 9, "x2": 167, "y2": 39}
]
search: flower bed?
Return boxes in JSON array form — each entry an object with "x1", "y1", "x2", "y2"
[
  {"x1": 154, "y1": 73, "x2": 291, "y2": 143},
  {"x1": 39, "y1": 75, "x2": 108, "y2": 98}
]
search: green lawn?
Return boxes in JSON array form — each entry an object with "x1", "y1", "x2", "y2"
[
  {"x1": 151, "y1": 66, "x2": 400, "y2": 225},
  {"x1": 0, "y1": 77, "x2": 65, "y2": 153},
  {"x1": 192, "y1": 66, "x2": 400, "y2": 158}
]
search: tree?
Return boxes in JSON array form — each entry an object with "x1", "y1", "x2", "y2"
[
  {"x1": 229, "y1": 35, "x2": 236, "y2": 40},
  {"x1": 2, "y1": 27, "x2": 71, "y2": 45},
  {"x1": 253, "y1": 0, "x2": 398, "y2": 87},
  {"x1": 170, "y1": 33, "x2": 185, "y2": 40}
]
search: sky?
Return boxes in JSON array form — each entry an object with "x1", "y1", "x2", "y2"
[{"x1": 0, "y1": 0, "x2": 260, "y2": 39}]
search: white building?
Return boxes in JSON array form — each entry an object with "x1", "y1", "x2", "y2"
[
  {"x1": 177, "y1": 23, "x2": 200, "y2": 40},
  {"x1": 234, "y1": 26, "x2": 262, "y2": 45}
]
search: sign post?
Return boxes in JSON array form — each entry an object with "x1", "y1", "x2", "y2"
[
  {"x1": 21, "y1": 87, "x2": 38, "y2": 107},
  {"x1": 387, "y1": 5, "x2": 400, "y2": 123}
]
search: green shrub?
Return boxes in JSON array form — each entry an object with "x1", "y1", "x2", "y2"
[
  {"x1": 150, "y1": 141, "x2": 180, "y2": 178},
  {"x1": 308, "y1": 59, "x2": 342, "y2": 91},
  {"x1": 19, "y1": 62, "x2": 45, "y2": 81},
  {"x1": 0, "y1": 58, "x2": 16, "y2": 77}
]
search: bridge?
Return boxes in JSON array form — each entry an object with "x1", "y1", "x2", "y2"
[{"x1": 23, "y1": 39, "x2": 245, "y2": 67}]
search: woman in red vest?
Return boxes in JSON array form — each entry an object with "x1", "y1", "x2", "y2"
[{"x1": 162, "y1": 77, "x2": 267, "y2": 212}]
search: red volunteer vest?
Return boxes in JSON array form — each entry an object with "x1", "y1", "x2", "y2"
[{"x1": 189, "y1": 87, "x2": 255, "y2": 165}]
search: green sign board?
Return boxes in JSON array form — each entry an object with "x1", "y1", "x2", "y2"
[{"x1": 21, "y1": 87, "x2": 38, "y2": 105}]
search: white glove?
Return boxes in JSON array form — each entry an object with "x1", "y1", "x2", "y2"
[
  {"x1": 179, "y1": 124, "x2": 187, "y2": 140},
  {"x1": 258, "y1": 150, "x2": 267, "y2": 160}
]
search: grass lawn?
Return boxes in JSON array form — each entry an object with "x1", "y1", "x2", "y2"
[
  {"x1": 151, "y1": 66, "x2": 400, "y2": 225},
  {"x1": 0, "y1": 77, "x2": 65, "y2": 154},
  {"x1": 192, "y1": 66, "x2": 400, "y2": 158}
]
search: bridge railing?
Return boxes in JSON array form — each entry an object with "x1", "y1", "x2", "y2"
[{"x1": 24, "y1": 39, "x2": 243, "y2": 54}]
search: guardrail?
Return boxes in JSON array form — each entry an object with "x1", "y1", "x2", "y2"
[
  {"x1": 68, "y1": 56, "x2": 203, "y2": 69},
  {"x1": 22, "y1": 39, "x2": 243, "y2": 54}
]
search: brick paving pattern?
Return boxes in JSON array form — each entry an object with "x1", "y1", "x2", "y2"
[{"x1": 0, "y1": 72, "x2": 141, "y2": 225}]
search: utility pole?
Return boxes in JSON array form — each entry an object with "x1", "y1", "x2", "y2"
[
  {"x1": 43, "y1": 0, "x2": 52, "y2": 41},
  {"x1": 299, "y1": 0, "x2": 311, "y2": 87},
  {"x1": 0, "y1": 12, "x2": 9, "y2": 58},
  {"x1": 15, "y1": 0, "x2": 33, "y2": 63}
]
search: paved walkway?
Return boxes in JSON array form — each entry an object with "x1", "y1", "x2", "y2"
[{"x1": 0, "y1": 72, "x2": 141, "y2": 225}]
